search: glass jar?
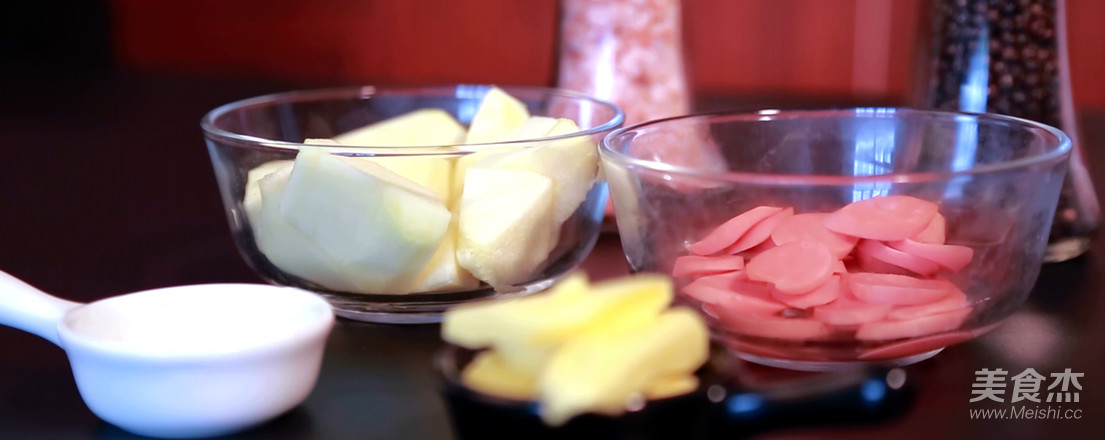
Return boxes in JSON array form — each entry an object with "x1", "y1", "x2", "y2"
[
  {"x1": 556, "y1": 0, "x2": 693, "y2": 219},
  {"x1": 555, "y1": 0, "x2": 691, "y2": 126},
  {"x1": 920, "y1": 0, "x2": 1099, "y2": 262}
]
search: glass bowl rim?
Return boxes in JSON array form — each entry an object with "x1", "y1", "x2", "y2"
[
  {"x1": 200, "y1": 84, "x2": 626, "y2": 153},
  {"x1": 598, "y1": 107, "x2": 1072, "y2": 186}
]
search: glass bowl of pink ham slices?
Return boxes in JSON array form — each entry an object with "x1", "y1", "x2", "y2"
[
  {"x1": 600, "y1": 108, "x2": 1072, "y2": 370},
  {"x1": 202, "y1": 86, "x2": 623, "y2": 324}
]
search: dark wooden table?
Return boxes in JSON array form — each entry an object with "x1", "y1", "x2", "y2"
[{"x1": 1, "y1": 68, "x2": 1103, "y2": 439}]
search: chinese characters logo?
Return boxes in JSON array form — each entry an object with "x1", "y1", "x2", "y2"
[{"x1": 971, "y1": 368, "x2": 1084, "y2": 403}]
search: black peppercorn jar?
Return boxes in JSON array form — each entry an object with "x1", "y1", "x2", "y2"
[{"x1": 919, "y1": 0, "x2": 1099, "y2": 262}]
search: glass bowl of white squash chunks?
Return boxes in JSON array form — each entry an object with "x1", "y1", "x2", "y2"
[
  {"x1": 201, "y1": 85, "x2": 624, "y2": 323},
  {"x1": 601, "y1": 108, "x2": 1071, "y2": 370}
]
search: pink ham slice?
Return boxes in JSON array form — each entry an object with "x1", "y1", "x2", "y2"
[
  {"x1": 681, "y1": 272, "x2": 742, "y2": 303},
  {"x1": 854, "y1": 247, "x2": 914, "y2": 275},
  {"x1": 689, "y1": 271, "x2": 743, "y2": 287},
  {"x1": 912, "y1": 213, "x2": 947, "y2": 244},
  {"x1": 682, "y1": 197, "x2": 979, "y2": 349},
  {"x1": 682, "y1": 274, "x2": 787, "y2": 315},
  {"x1": 709, "y1": 305, "x2": 833, "y2": 341},
  {"x1": 727, "y1": 340, "x2": 806, "y2": 360},
  {"x1": 771, "y1": 275, "x2": 842, "y2": 309},
  {"x1": 728, "y1": 341, "x2": 833, "y2": 361},
  {"x1": 746, "y1": 241, "x2": 836, "y2": 294},
  {"x1": 886, "y1": 285, "x2": 970, "y2": 320},
  {"x1": 770, "y1": 213, "x2": 859, "y2": 258},
  {"x1": 886, "y1": 239, "x2": 974, "y2": 273},
  {"x1": 855, "y1": 307, "x2": 972, "y2": 341},
  {"x1": 856, "y1": 239, "x2": 941, "y2": 276},
  {"x1": 858, "y1": 330, "x2": 975, "y2": 360},
  {"x1": 848, "y1": 273, "x2": 954, "y2": 306},
  {"x1": 813, "y1": 295, "x2": 893, "y2": 326},
  {"x1": 720, "y1": 280, "x2": 790, "y2": 315},
  {"x1": 672, "y1": 255, "x2": 744, "y2": 278},
  {"x1": 724, "y1": 208, "x2": 794, "y2": 254},
  {"x1": 740, "y1": 238, "x2": 778, "y2": 261},
  {"x1": 687, "y1": 206, "x2": 784, "y2": 255},
  {"x1": 823, "y1": 195, "x2": 939, "y2": 241}
]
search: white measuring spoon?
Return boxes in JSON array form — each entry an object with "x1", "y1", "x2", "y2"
[{"x1": 0, "y1": 270, "x2": 334, "y2": 439}]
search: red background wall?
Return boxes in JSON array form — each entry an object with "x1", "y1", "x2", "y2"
[{"x1": 110, "y1": 0, "x2": 1105, "y2": 109}]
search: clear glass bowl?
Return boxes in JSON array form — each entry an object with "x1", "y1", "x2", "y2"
[
  {"x1": 600, "y1": 108, "x2": 1070, "y2": 370},
  {"x1": 201, "y1": 85, "x2": 623, "y2": 324}
]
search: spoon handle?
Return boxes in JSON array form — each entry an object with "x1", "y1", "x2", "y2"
[{"x1": 0, "y1": 270, "x2": 82, "y2": 346}]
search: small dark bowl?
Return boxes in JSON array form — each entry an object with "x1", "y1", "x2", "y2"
[{"x1": 435, "y1": 345, "x2": 915, "y2": 440}]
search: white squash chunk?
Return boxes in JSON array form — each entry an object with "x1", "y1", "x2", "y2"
[
  {"x1": 254, "y1": 169, "x2": 367, "y2": 293},
  {"x1": 347, "y1": 156, "x2": 453, "y2": 204},
  {"x1": 280, "y1": 149, "x2": 452, "y2": 292},
  {"x1": 243, "y1": 160, "x2": 294, "y2": 221}
]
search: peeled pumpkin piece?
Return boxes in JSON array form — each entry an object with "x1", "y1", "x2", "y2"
[
  {"x1": 442, "y1": 273, "x2": 672, "y2": 354},
  {"x1": 494, "y1": 338, "x2": 561, "y2": 375},
  {"x1": 501, "y1": 116, "x2": 561, "y2": 141},
  {"x1": 461, "y1": 351, "x2": 539, "y2": 401},
  {"x1": 471, "y1": 118, "x2": 599, "y2": 225},
  {"x1": 456, "y1": 167, "x2": 557, "y2": 288},
  {"x1": 452, "y1": 116, "x2": 593, "y2": 215},
  {"x1": 461, "y1": 352, "x2": 699, "y2": 403},
  {"x1": 444, "y1": 274, "x2": 673, "y2": 351},
  {"x1": 450, "y1": 146, "x2": 522, "y2": 208},
  {"x1": 539, "y1": 308, "x2": 709, "y2": 426},
  {"x1": 468, "y1": 274, "x2": 674, "y2": 371},
  {"x1": 644, "y1": 375, "x2": 700, "y2": 400},
  {"x1": 465, "y1": 87, "x2": 531, "y2": 144},
  {"x1": 539, "y1": 274, "x2": 674, "y2": 342},
  {"x1": 280, "y1": 149, "x2": 452, "y2": 293},
  {"x1": 406, "y1": 216, "x2": 479, "y2": 293},
  {"x1": 442, "y1": 273, "x2": 591, "y2": 349},
  {"x1": 253, "y1": 168, "x2": 368, "y2": 293},
  {"x1": 448, "y1": 116, "x2": 560, "y2": 204},
  {"x1": 331, "y1": 108, "x2": 466, "y2": 146}
]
